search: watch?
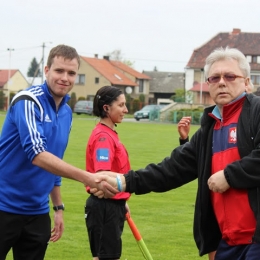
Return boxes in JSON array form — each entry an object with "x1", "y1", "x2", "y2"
[{"x1": 53, "y1": 203, "x2": 65, "y2": 211}]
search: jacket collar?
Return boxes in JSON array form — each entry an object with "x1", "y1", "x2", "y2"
[{"x1": 43, "y1": 81, "x2": 71, "y2": 111}]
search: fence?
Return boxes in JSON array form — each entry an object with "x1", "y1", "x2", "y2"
[{"x1": 149, "y1": 110, "x2": 203, "y2": 124}]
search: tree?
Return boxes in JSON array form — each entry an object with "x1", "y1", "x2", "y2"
[
  {"x1": 107, "y1": 49, "x2": 135, "y2": 68},
  {"x1": 171, "y1": 88, "x2": 185, "y2": 102},
  {"x1": 185, "y1": 90, "x2": 193, "y2": 104},
  {"x1": 27, "y1": 57, "x2": 41, "y2": 77},
  {"x1": 109, "y1": 49, "x2": 123, "y2": 61}
]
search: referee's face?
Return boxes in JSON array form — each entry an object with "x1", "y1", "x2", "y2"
[{"x1": 108, "y1": 94, "x2": 128, "y2": 124}]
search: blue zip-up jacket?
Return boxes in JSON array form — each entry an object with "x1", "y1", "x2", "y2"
[{"x1": 0, "y1": 82, "x2": 72, "y2": 215}]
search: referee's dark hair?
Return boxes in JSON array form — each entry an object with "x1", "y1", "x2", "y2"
[{"x1": 93, "y1": 86, "x2": 123, "y2": 118}]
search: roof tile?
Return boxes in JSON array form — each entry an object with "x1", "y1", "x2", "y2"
[
  {"x1": 110, "y1": 60, "x2": 150, "y2": 79},
  {"x1": 189, "y1": 82, "x2": 209, "y2": 92},
  {"x1": 81, "y1": 57, "x2": 138, "y2": 86},
  {"x1": 186, "y1": 29, "x2": 260, "y2": 70},
  {"x1": 0, "y1": 70, "x2": 18, "y2": 86},
  {"x1": 143, "y1": 71, "x2": 185, "y2": 93}
]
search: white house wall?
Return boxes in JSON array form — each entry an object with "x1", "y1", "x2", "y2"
[{"x1": 185, "y1": 68, "x2": 194, "y2": 91}]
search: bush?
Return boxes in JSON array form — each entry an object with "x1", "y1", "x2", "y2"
[
  {"x1": 0, "y1": 91, "x2": 5, "y2": 110},
  {"x1": 139, "y1": 94, "x2": 145, "y2": 103},
  {"x1": 171, "y1": 108, "x2": 204, "y2": 124},
  {"x1": 10, "y1": 92, "x2": 15, "y2": 104},
  {"x1": 78, "y1": 96, "x2": 86, "y2": 101},
  {"x1": 133, "y1": 99, "x2": 141, "y2": 112},
  {"x1": 126, "y1": 94, "x2": 132, "y2": 113},
  {"x1": 68, "y1": 92, "x2": 77, "y2": 111}
]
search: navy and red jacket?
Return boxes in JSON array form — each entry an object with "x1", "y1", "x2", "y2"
[
  {"x1": 210, "y1": 96, "x2": 256, "y2": 246},
  {"x1": 124, "y1": 93, "x2": 260, "y2": 256}
]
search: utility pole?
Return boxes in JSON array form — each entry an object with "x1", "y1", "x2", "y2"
[
  {"x1": 6, "y1": 48, "x2": 15, "y2": 110},
  {"x1": 41, "y1": 42, "x2": 45, "y2": 84},
  {"x1": 41, "y1": 42, "x2": 52, "y2": 84}
]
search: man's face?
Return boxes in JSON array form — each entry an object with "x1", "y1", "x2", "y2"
[
  {"x1": 44, "y1": 56, "x2": 79, "y2": 102},
  {"x1": 207, "y1": 59, "x2": 249, "y2": 109}
]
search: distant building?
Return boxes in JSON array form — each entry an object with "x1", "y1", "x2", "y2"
[
  {"x1": 0, "y1": 69, "x2": 28, "y2": 109},
  {"x1": 70, "y1": 55, "x2": 150, "y2": 102},
  {"x1": 185, "y1": 28, "x2": 260, "y2": 105},
  {"x1": 189, "y1": 82, "x2": 214, "y2": 105},
  {"x1": 143, "y1": 70, "x2": 185, "y2": 104}
]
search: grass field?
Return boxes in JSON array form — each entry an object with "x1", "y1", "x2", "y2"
[{"x1": 0, "y1": 112, "x2": 208, "y2": 259}]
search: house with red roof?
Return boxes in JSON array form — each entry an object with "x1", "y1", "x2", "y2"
[
  {"x1": 0, "y1": 69, "x2": 28, "y2": 109},
  {"x1": 185, "y1": 28, "x2": 260, "y2": 105},
  {"x1": 70, "y1": 54, "x2": 150, "y2": 102},
  {"x1": 189, "y1": 82, "x2": 214, "y2": 105}
]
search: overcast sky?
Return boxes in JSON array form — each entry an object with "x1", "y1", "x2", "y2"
[{"x1": 0, "y1": 0, "x2": 259, "y2": 78}]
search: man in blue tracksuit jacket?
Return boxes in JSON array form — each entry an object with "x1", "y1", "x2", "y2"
[
  {"x1": 0, "y1": 44, "x2": 117, "y2": 260},
  {"x1": 0, "y1": 82, "x2": 71, "y2": 216}
]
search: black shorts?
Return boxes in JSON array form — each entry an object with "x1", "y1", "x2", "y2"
[
  {"x1": 85, "y1": 195, "x2": 126, "y2": 259},
  {"x1": 0, "y1": 210, "x2": 51, "y2": 260}
]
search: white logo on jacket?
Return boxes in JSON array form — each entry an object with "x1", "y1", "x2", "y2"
[
  {"x1": 45, "y1": 114, "x2": 52, "y2": 122},
  {"x1": 229, "y1": 127, "x2": 237, "y2": 143}
]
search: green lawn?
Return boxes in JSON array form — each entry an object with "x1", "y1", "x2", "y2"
[{"x1": 0, "y1": 113, "x2": 208, "y2": 259}]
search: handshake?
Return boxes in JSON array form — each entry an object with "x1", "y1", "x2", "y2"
[{"x1": 87, "y1": 171, "x2": 126, "y2": 198}]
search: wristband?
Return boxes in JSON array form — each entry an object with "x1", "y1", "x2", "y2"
[{"x1": 116, "y1": 174, "x2": 122, "y2": 192}]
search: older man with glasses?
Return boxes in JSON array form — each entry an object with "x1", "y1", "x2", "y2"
[{"x1": 94, "y1": 47, "x2": 260, "y2": 259}]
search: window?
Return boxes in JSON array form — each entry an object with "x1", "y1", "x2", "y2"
[
  {"x1": 252, "y1": 56, "x2": 257, "y2": 63},
  {"x1": 75, "y1": 74, "x2": 85, "y2": 85},
  {"x1": 95, "y1": 77, "x2": 99, "y2": 84},
  {"x1": 251, "y1": 75, "x2": 260, "y2": 85},
  {"x1": 114, "y1": 74, "x2": 121, "y2": 80},
  {"x1": 139, "y1": 79, "x2": 144, "y2": 93}
]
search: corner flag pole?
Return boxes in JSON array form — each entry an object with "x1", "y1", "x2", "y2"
[{"x1": 125, "y1": 212, "x2": 153, "y2": 260}]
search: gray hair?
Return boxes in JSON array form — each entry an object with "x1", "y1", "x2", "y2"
[{"x1": 204, "y1": 47, "x2": 251, "y2": 80}]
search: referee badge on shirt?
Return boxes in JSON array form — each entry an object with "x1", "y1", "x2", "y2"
[
  {"x1": 96, "y1": 148, "x2": 109, "y2": 162},
  {"x1": 228, "y1": 127, "x2": 237, "y2": 144}
]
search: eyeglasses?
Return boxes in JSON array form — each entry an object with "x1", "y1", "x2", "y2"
[{"x1": 207, "y1": 73, "x2": 246, "y2": 84}]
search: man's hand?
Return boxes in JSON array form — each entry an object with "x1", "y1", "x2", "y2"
[
  {"x1": 49, "y1": 210, "x2": 64, "y2": 242},
  {"x1": 207, "y1": 170, "x2": 230, "y2": 193},
  {"x1": 178, "y1": 116, "x2": 191, "y2": 140},
  {"x1": 89, "y1": 187, "x2": 105, "y2": 198},
  {"x1": 90, "y1": 174, "x2": 119, "y2": 198}
]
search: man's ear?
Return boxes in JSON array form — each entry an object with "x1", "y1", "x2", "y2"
[
  {"x1": 44, "y1": 65, "x2": 49, "y2": 76},
  {"x1": 245, "y1": 78, "x2": 252, "y2": 93}
]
